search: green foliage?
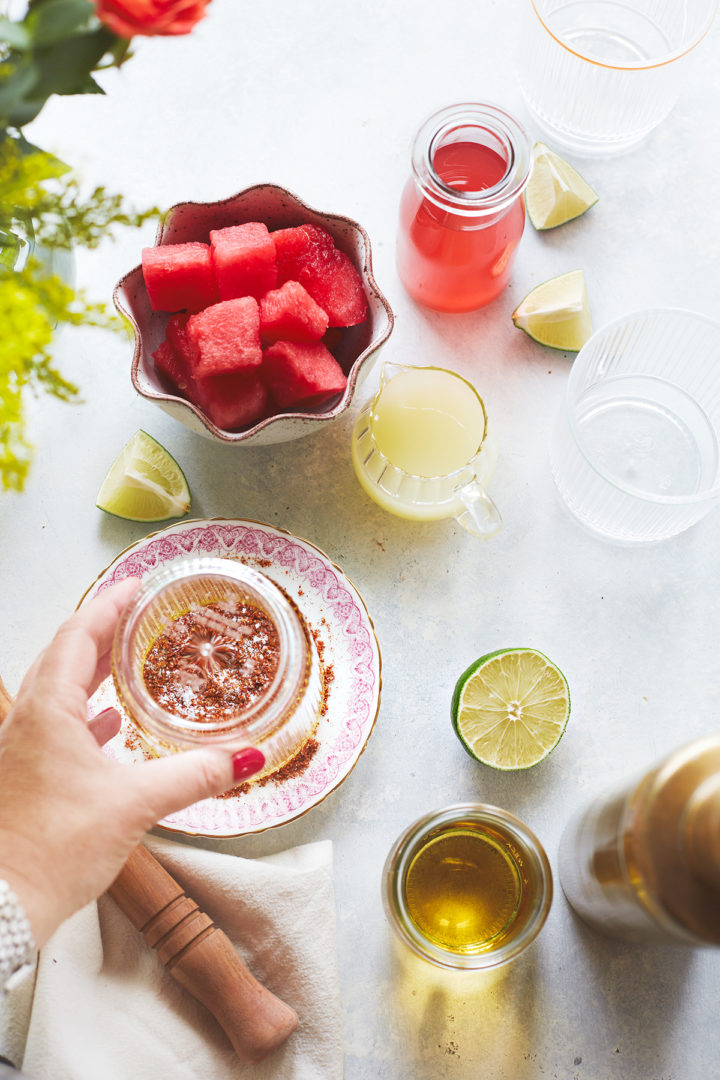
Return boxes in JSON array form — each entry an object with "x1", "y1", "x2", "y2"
[
  {"x1": 0, "y1": 135, "x2": 159, "y2": 253},
  {"x1": 0, "y1": 0, "x2": 126, "y2": 129},
  {"x1": 0, "y1": 256, "x2": 118, "y2": 490},
  {"x1": 0, "y1": 2, "x2": 163, "y2": 493},
  {"x1": 0, "y1": 136, "x2": 161, "y2": 491}
]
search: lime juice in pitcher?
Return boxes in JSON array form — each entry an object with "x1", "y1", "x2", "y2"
[{"x1": 351, "y1": 363, "x2": 502, "y2": 538}]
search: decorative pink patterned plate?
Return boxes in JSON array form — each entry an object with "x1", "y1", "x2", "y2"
[{"x1": 84, "y1": 519, "x2": 382, "y2": 837}]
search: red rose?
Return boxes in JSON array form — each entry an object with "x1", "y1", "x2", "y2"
[{"x1": 95, "y1": 0, "x2": 211, "y2": 37}]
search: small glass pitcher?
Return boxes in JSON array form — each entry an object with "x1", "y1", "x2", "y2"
[{"x1": 351, "y1": 362, "x2": 502, "y2": 539}]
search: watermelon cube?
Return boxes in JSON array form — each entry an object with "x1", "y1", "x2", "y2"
[
  {"x1": 259, "y1": 280, "x2": 329, "y2": 344},
  {"x1": 303, "y1": 247, "x2": 367, "y2": 327},
  {"x1": 166, "y1": 313, "x2": 194, "y2": 371},
  {"x1": 142, "y1": 242, "x2": 217, "y2": 313},
  {"x1": 271, "y1": 225, "x2": 318, "y2": 269},
  {"x1": 210, "y1": 222, "x2": 278, "y2": 300},
  {"x1": 272, "y1": 224, "x2": 366, "y2": 327},
  {"x1": 193, "y1": 371, "x2": 269, "y2": 431},
  {"x1": 262, "y1": 340, "x2": 347, "y2": 409},
  {"x1": 152, "y1": 338, "x2": 188, "y2": 392},
  {"x1": 186, "y1": 297, "x2": 262, "y2": 377},
  {"x1": 272, "y1": 224, "x2": 332, "y2": 281},
  {"x1": 153, "y1": 317, "x2": 268, "y2": 430}
]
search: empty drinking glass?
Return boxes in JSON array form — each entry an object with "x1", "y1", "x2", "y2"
[
  {"x1": 518, "y1": 0, "x2": 718, "y2": 155},
  {"x1": 550, "y1": 309, "x2": 720, "y2": 543}
]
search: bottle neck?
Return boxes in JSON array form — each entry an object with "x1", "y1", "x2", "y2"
[{"x1": 411, "y1": 103, "x2": 530, "y2": 219}]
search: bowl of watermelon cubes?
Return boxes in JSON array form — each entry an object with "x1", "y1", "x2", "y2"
[{"x1": 114, "y1": 183, "x2": 394, "y2": 445}]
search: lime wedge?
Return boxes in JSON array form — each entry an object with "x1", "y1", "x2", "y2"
[
  {"x1": 96, "y1": 430, "x2": 191, "y2": 522},
  {"x1": 526, "y1": 142, "x2": 598, "y2": 230},
  {"x1": 451, "y1": 648, "x2": 570, "y2": 770},
  {"x1": 512, "y1": 269, "x2": 591, "y2": 352}
]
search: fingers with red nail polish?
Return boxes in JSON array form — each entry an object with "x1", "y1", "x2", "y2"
[
  {"x1": 87, "y1": 707, "x2": 122, "y2": 746},
  {"x1": 233, "y1": 747, "x2": 266, "y2": 781}
]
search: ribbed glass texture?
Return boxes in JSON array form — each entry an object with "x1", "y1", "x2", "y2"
[
  {"x1": 550, "y1": 310, "x2": 720, "y2": 543},
  {"x1": 112, "y1": 557, "x2": 322, "y2": 776},
  {"x1": 518, "y1": 0, "x2": 718, "y2": 154}
]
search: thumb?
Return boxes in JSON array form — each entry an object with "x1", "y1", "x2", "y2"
[{"x1": 130, "y1": 746, "x2": 266, "y2": 824}]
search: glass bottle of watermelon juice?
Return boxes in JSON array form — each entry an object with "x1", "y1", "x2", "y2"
[{"x1": 396, "y1": 103, "x2": 531, "y2": 313}]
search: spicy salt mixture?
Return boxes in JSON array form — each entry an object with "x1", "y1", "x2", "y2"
[
  {"x1": 124, "y1": 561, "x2": 333, "y2": 794},
  {"x1": 143, "y1": 600, "x2": 280, "y2": 723}
]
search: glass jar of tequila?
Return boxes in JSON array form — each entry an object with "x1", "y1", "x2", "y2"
[
  {"x1": 111, "y1": 557, "x2": 322, "y2": 779},
  {"x1": 396, "y1": 103, "x2": 531, "y2": 312},
  {"x1": 383, "y1": 804, "x2": 553, "y2": 969}
]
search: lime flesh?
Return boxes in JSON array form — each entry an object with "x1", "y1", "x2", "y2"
[
  {"x1": 451, "y1": 648, "x2": 570, "y2": 770},
  {"x1": 526, "y1": 142, "x2": 598, "y2": 231},
  {"x1": 96, "y1": 430, "x2": 191, "y2": 522},
  {"x1": 512, "y1": 269, "x2": 592, "y2": 352}
]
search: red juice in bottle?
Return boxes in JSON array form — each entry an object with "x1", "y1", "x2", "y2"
[{"x1": 396, "y1": 104, "x2": 531, "y2": 313}]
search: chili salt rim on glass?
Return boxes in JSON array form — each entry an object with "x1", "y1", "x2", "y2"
[
  {"x1": 411, "y1": 102, "x2": 532, "y2": 218},
  {"x1": 111, "y1": 557, "x2": 320, "y2": 765}
]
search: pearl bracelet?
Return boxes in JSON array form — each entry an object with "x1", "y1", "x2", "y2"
[{"x1": 0, "y1": 879, "x2": 36, "y2": 992}]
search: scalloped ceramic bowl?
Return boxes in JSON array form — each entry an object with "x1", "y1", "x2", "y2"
[{"x1": 114, "y1": 183, "x2": 395, "y2": 446}]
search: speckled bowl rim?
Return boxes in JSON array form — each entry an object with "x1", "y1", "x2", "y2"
[{"x1": 114, "y1": 183, "x2": 395, "y2": 444}]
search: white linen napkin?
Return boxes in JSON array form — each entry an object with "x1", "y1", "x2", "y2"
[{"x1": 14, "y1": 837, "x2": 342, "y2": 1080}]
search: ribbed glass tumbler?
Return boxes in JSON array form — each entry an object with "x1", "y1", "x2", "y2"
[
  {"x1": 550, "y1": 310, "x2": 720, "y2": 544},
  {"x1": 518, "y1": 0, "x2": 718, "y2": 155}
]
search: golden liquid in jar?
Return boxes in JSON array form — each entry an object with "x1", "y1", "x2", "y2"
[{"x1": 404, "y1": 824, "x2": 525, "y2": 954}]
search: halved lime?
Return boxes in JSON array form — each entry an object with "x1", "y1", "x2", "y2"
[
  {"x1": 512, "y1": 269, "x2": 591, "y2": 352},
  {"x1": 451, "y1": 648, "x2": 570, "y2": 770},
  {"x1": 526, "y1": 142, "x2": 598, "y2": 231},
  {"x1": 96, "y1": 430, "x2": 191, "y2": 522}
]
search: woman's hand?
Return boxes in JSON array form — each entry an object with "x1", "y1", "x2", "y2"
[{"x1": 0, "y1": 578, "x2": 264, "y2": 948}]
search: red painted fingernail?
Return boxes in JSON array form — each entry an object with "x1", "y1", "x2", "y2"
[{"x1": 232, "y1": 747, "x2": 265, "y2": 781}]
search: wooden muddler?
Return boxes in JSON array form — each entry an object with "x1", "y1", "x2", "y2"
[
  {"x1": 0, "y1": 677, "x2": 298, "y2": 1065},
  {"x1": 107, "y1": 844, "x2": 298, "y2": 1063}
]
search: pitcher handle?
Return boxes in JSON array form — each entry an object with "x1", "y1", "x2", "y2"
[{"x1": 456, "y1": 481, "x2": 503, "y2": 540}]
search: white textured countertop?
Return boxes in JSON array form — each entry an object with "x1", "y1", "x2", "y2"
[{"x1": 3, "y1": 1, "x2": 720, "y2": 1076}]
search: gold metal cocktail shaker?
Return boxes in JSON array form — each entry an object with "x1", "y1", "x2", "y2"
[{"x1": 559, "y1": 736, "x2": 720, "y2": 944}]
